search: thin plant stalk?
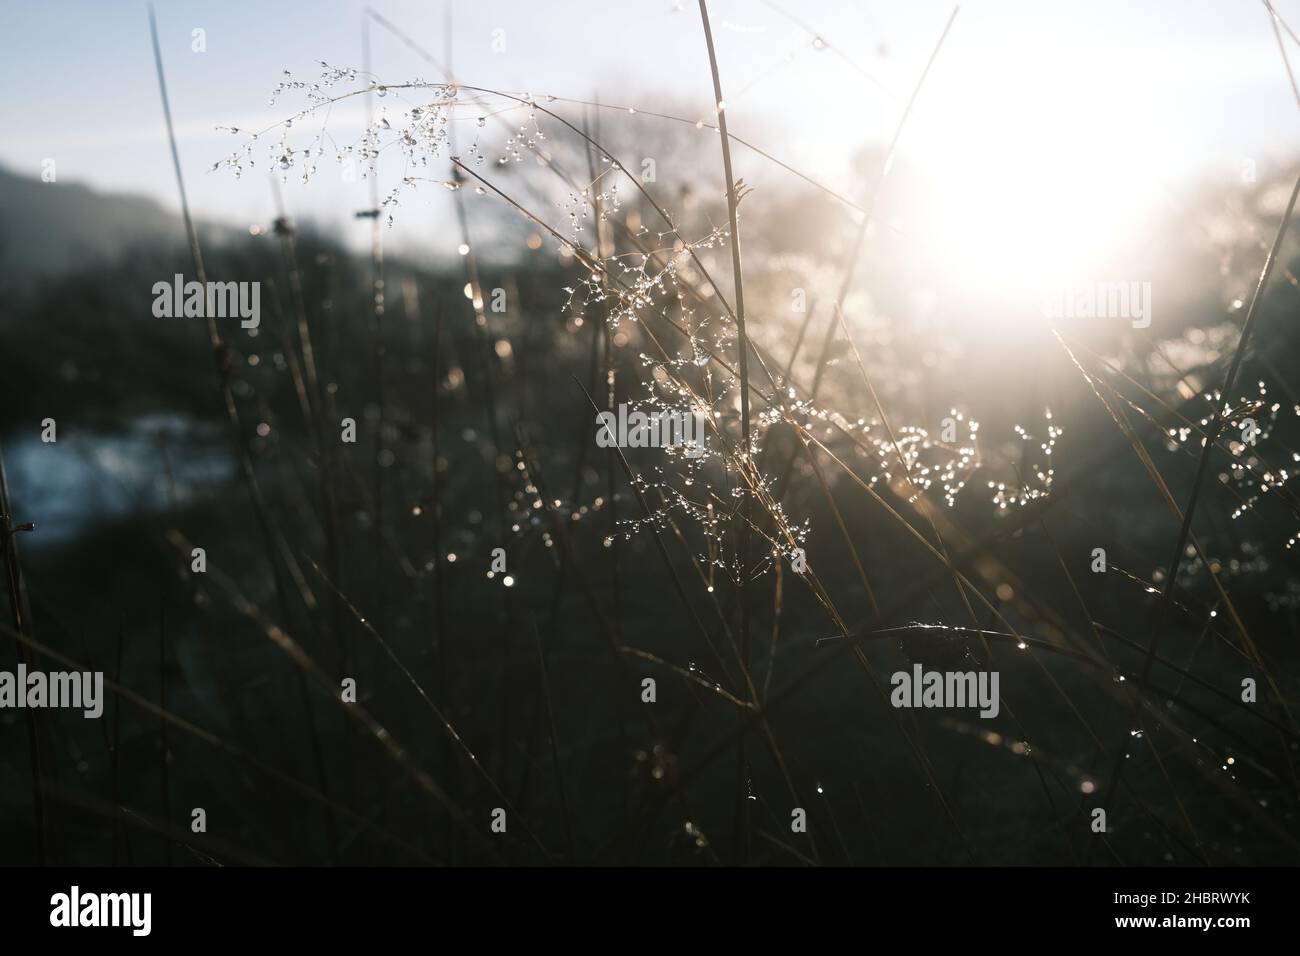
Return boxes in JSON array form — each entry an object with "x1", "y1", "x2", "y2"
[
  {"x1": 0, "y1": 440, "x2": 45, "y2": 863},
  {"x1": 698, "y1": 0, "x2": 754, "y2": 865}
]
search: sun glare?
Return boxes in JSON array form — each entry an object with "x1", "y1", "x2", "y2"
[{"x1": 883, "y1": 32, "x2": 1171, "y2": 321}]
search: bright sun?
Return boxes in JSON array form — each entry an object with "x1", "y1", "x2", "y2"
[{"x1": 876, "y1": 32, "x2": 1173, "y2": 320}]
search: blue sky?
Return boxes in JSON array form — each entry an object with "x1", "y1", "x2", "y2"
[{"x1": 3, "y1": 1, "x2": 1299, "y2": 259}]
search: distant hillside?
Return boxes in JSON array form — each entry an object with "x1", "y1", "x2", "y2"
[{"x1": 0, "y1": 166, "x2": 193, "y2": 292}]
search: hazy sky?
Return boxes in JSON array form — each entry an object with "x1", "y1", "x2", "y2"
[{"x1": 3, "y1": 0, "x2": 1299, "y2": 258}]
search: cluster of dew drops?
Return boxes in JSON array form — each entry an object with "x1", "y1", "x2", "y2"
[
  {"x1": 991, "y1": 408, "x2": 1060, "y2": 509},
  {"x1": 213, "y1": 64, "x2": 569, "y2": 227},
  {"x1": 210, "y1": 63, "x2": 1081, "y2": 587}
]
